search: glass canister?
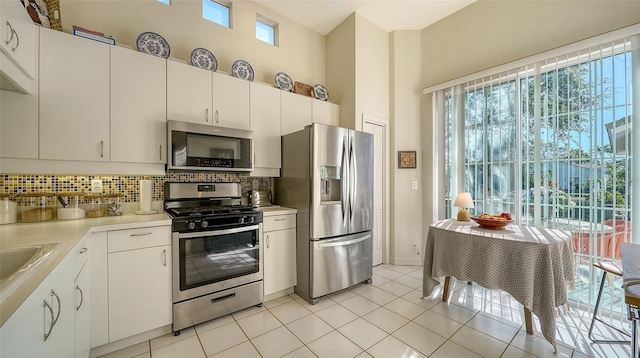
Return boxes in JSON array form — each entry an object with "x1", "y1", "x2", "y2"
[
  {"x1": 85, "y1": 194, "x2": 107, "y2": 218},
  {"x1": 106, "y1": 194, "x2": 123, "y2": 216},
  {"x1": 20, "y1": 193, "x2": 55, "y2": 223},
  {"x1": 56, "y1": 192, "x2": 86, "y2": 220},
  {"x1": 0, "y1": 194, "x2": 19, "y2": 225}
]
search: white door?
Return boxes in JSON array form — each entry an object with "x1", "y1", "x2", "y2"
[{"x1": 362, "y1": 120, "x2": 385, "y2": 266}]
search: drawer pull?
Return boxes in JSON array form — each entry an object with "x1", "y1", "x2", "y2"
[
  {"x1": 274, "y1": 218, "x2": 286, "y2": 222},
  {"x1": 79, "y1": 247, "x2": 88, "y2": 254},
  {"x1": 211, "y1": 293, "x2": 235, "y2": 303},
  {"x1": 130, "y1": 232, "x2": 153, "y2": 237}
]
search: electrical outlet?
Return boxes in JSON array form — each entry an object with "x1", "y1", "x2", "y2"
[
  {"x1": 252, "y1": 180, "x2": 259, "y2": 190},
  {"x1": 412, "y1": 242, "x2": 418, "y2": 252},
  {"x1": 91, "y1": 179, "x2": 103, "y2": 193},
  {"x1": 411, "y1": 181, "x2": 418, "y2": 190}
]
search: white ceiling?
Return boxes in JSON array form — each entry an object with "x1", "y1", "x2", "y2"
[{"x1": 255, "y1": 0, "x2": 476, "y2": 35}]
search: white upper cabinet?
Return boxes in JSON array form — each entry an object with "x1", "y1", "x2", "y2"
[
  {"x1": 0, "y1": 0, "x2": 36, "y2": 93},
  {"x1": 250, "y1": 83, "x2": 281, "y2": 172},
  {"x1": 280, "y1": 91, "x2": 312, "y2": 135},
  {"x1": 167, "y1": 59, "x2": 213, "y2": 125},
  {"x1": 39, "y1": 28, "x2": 110, "y2": 161},
  {"x1": 213, "y1": 72, "x2": 250, "y2": 130},
  {"x1": 167, "y1": 61, "x2": 250, "y2": 131},
  {"x1": 312, "y1": 100, "x2": 340, "y2": 127},
  {"x1": 111, "y1": 46, "x2": 167, "y2": 164}
]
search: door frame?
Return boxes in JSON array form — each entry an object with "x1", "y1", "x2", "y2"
[{"x1": 362, "y1": 113, "x2": 389, "y2": 265}]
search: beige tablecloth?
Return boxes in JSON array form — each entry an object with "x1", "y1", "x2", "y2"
[{"x1": 422, "y1": 219, "x2": 575, "y2": 349}]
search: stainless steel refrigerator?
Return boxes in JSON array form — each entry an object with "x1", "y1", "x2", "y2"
[{"x1": 275, "y1": 123, "x2": 374, "y2": 304}]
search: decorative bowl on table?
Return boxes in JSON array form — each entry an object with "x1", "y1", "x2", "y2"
[{"x1": 470, "y1": 214, "x2": 513, "y2": 230}]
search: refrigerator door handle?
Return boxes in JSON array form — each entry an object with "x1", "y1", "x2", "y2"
[
  {"x1": 349, "y1": 139, "x2": 356, "y2": 222},
  {"x1": 341, "y1": 136, "x2": 348, "y2": 223},
  {"x1": 317, "y1": 234, "x2": 371, "y2": 248}
]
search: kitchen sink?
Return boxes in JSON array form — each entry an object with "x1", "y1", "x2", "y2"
[{"x1": 0, "y1": 243, "x2": 61, "y2": 303}]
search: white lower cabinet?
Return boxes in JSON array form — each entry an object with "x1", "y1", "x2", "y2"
[
  {"x1": 73, "y1": 237, "x2": 91, "y2": 358},
  {"x1": 0, "y1": 252, "x2": 75, "y2": 357},
  {"x1": 75, "y1": 260, "x2": 90, "y2": 358},
  {"x1": 107, "y1": 226, "x2": 172, "y2": 342},
  {"x1": 263, "y1": 214, "x2": 297, "y2": 297}
]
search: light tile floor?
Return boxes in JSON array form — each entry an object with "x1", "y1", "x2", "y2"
[{"x1": 100, "y1": 265, "x2": 634, "y2": 358}]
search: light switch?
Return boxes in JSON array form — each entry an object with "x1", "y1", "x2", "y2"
[{"x1": 411, "y1": 181, "x2": 418, "y2": 190}]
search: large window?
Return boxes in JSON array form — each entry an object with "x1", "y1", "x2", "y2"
[{"x1": 437, "y1": 35, "x2": 637, "y2": 316}]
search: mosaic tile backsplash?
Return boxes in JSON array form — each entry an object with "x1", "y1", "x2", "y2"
[{"x1": 0, "y1": 173, "x2": 272, "y2": 207}]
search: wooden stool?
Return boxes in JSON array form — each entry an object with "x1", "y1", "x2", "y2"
[{"x1": 588, "y1": 261, "x2": 631, "y2": 344}]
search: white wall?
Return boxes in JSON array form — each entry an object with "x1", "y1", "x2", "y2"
[
  {"x1": 354, "y1": 14, "x2": 389, "y2": 131},
  {"x1": 389, "y1": 30, "x2": 422, "y2": 265},
  {"x1": 326, "y1": 14, "x2": 356, "y2": 128},
  {"x1": 420, "y1": 0, "x2": 640, "y2": 89},
  {"x1": 420, "y1": 0, "x2": 640, "y2": 224},
  {"x1": 59, "y1": 0, "x2": 326, "y2": 86}
]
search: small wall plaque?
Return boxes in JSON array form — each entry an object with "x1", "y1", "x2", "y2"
[{"x1": 398, "y1": 151, "x2": 416, "y2": 169}]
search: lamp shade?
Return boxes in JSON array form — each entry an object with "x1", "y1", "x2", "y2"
[{"x1": 453, "y1": 192, "x2": 474, "y2": 208}]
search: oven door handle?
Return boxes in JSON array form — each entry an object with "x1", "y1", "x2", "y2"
[{"x1": 175, "y1": 225, "x2": 260, "y2": 239}]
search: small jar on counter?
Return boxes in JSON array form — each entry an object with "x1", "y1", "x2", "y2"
[
  {"x1": 56, "y1": 192, "x2": 86, "y2": 220},
  {"x1": 0, "y1": 194, "x2": 19, "y2": 225},
  {"x1": 106, "y1": 194, "x2": 123, "y2": 216},
  {"x1": 20, "y1": 193, "x2": 55, "y2": 223},
  {"x1": 85, "y1": 194, "x2": 107, "y2": 218}
]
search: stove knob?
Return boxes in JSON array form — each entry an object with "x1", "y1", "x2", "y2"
[
  {"x1": 249, "y1": 216, "x2": 255, "y2": 223},
  {"x1": 238, "y1": 217, "x2": 245, "y2": 224},
  {"x1": 187, "y1": 221, "x2": 196, "y2": 230},
  {"x1": 201, "y1": 220, "x2": 209, "y2": 229}
]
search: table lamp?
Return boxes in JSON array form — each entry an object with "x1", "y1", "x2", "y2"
[{"x1": 453, "y1": 192, "x2": 474, "y2": 221}]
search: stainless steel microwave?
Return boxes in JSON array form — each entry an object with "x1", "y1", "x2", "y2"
[{"x1": 167, "y1": 120, "x2": 253, "y2": 172}]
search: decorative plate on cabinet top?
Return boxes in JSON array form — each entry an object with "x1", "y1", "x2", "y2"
[
  {"x1": 136, "y1": 32, "x2": 170, "y2": 59},
  {"x1": 274, "y1": 72, "x2": 293, "y2": 92},
  {"x1": 313, "y1": 84, "x2": 329, "y2": 101},
  {"x1": 231, "y1": 60, "x2": 254, "y2": 81},
  {"x1": 190, "y1": 48, "x2": 218, "y2": 72}
]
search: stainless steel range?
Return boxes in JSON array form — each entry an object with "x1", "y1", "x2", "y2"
[{"x1": 164, "y1": 182, "x2": 263, "y2": 334}]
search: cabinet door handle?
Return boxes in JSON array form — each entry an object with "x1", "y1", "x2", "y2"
[
  {"x1": 76, "y1": 285, "x2": 84, "y2": 311},
  {"x1": 215, "y1": 110, "x2": 219, "y2": 124},
  {"x1": 79, "y1": 247, "x2": 88, "y2": 254},
  {"x1": 43, "y1": 290, "x2": 61, "y2": 341},
  {"x1": 162, "y1": 249, "x2": 167, "y2": 266},
  {"x1": 11, "y1": 29, "x2": 18, "y2": 52},
  {"x1": 43, "y1": 300, "x2": 55, "y2": 341},
  {"x1": 100, "y1": 140, "x2": 104, "y2": 158},
  {"x1": 266, "y1": 234, "x2": 269, "y2": 248},
  {"x1": 159, "y1": 144, "x2": 162, "y2": 161},
  {"x1": 130, "y1": 232, "x2": 152, "y2": 237},
  {"x1": 205, "y1": 108, "x2": 209, "y2": 122},
  {"x1": 5, "y1": 21, "x2": 14, "y2": 46}
]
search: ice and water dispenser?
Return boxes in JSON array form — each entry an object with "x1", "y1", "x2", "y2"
[{"x1": 319, "y1": 165, "x2": 341, "y2": 202}]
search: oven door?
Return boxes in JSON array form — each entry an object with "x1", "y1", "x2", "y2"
[{"x1": 172, "y1": 224, "x2": 263, "y2": 303}]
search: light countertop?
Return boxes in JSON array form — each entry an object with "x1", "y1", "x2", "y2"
[
  {"x1": 0, "y1": 213, "x2": 170, "y2": 326},
  {"x1": 257, "y1": 205, "x2": 297, "y2": 216}
]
